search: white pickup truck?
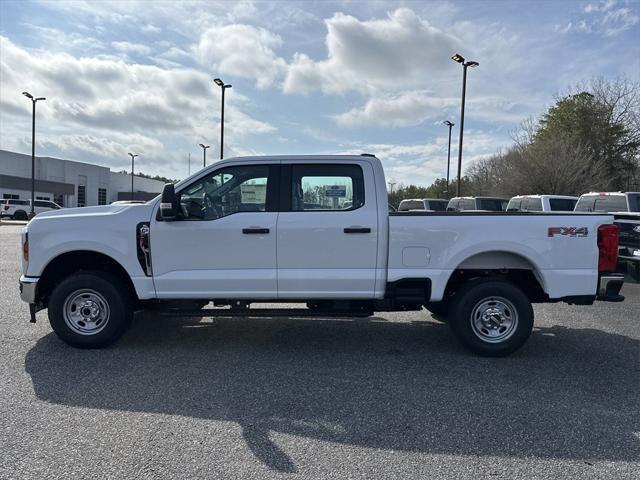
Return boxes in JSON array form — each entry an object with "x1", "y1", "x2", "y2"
[{"x1": 19, "y1": 154, "x2": 625, "y2": 356}]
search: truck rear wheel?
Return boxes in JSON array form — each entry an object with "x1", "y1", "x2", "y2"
[
  {"x1": 448, "y1": 279, "x2": 533, "y2": 357},
  {"x1": 48, "y1": 271, "x2": 132, "y2": 348}
]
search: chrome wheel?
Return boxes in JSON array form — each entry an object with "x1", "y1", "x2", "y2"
[
  {"x1": 470, "y1": 296, "x2": 518, "y2": 343},
  {"x1": 63, "y1": 289, "x2": 110, "y2": 336}
]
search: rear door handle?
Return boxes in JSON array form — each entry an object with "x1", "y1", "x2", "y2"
[
  {"x1": 242, "y1": 228, "x2": 270, "y2": 234},
  {"x1": 344, "y1": 227, "x2": 371, "y2": 234}
]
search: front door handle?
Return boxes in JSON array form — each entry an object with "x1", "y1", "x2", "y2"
[
  {"x1": 344, "y1": 227, "x2": 371, "y2": 234},
  {"x1": 242, "y1": 228, "x2": 270, "y2": 234}
]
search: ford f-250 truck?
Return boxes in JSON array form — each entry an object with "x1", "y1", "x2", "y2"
[{"x1": 19, "y1": 155, "x2": 625, "y2": 356}]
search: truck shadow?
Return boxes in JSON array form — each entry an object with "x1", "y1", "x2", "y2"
[{"x1": 25, "y1": 314, "x2": 640, "y2": 473}]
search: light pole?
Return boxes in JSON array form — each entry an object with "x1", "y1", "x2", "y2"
[
  {"x1": 451, "y1": 53, "x2": 479, "y2": 197},
  {"x1": 199, "y1": 143, "x2": 210, "y2": 167},
  {"x1": 388, "y1": 182, "x2": 396, "y2": 194},
  {"x1": 22, "y1": 92, "x2": 46, "y2": 217},
  {"x1": 443, "y1": 120, "x2": 454, "y2": 197},
  {"x1": 213, "y1": 78, "x2": 231, "y2": 159},
  {"x1": 128, "y1": 153, "x2": 138, "y2": 198}
]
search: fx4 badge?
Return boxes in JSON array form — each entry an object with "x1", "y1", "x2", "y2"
[{"x1": 548, "y1": 227, "x2": 589, "y2": 237}]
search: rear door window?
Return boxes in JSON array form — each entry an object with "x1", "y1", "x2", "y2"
[
  {"x1": 477, "y1": 199, "x2": 505, "y2": 211},
  {"x1": 627, "y1": 194, "x2": 640, "y2": 212},
  {"x1": 427, "y1": 200, "x2": 448, "y2": 211},
  {"x1": 523, "y1": 198, "x2": 543, "y2": 212},
  {"x1": 290, "y1": 164, "x2": 364, "y2": 211},
  {"x1": 549, "y1": 198, "x2": 577, "y2": 211},
  {"x1": 460, "y1": 199, "x2": 475, "y2": 210}
]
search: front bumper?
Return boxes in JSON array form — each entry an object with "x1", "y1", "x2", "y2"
[
  {"x1": 597, "y1": 273, "x2": 625, "y2": 302},
  {"x1": 19, "y1": 275, "x2": 39, "y2": 303}
]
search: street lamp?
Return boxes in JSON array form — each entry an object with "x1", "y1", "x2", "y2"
[
  {"x1": 213, "y1": 78, "x2": 231, "y2": 159},
  {"x1": 22, "y1": 92, "x2": 46, "y2": 217},
  {"x1": 128, "y1": 153, "x2": 138, "y2": 198},
  {"x1": 451, "y1": 53, "x2": 479, "y2": 196},
  {"x1": 443, "y1": 120, "x2": 455, "y2": 197},
  {"x1": 388, "y1": 182, "x2": 396, "y2": 194},
  {"x1": 199, "y1": 143, "x2": 210, "y2": 167}
]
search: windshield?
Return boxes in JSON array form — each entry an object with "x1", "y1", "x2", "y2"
[
  {"x1": 574, "y1": 194, "x2": 628, "y2": 212},
  {"x1": 398, "y1": 200, "x2": 425, "y2": 211}
]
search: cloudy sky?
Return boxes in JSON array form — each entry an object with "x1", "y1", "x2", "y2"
[{"x1": 1, "y1": 0, "x2": 638, "y2": 185}]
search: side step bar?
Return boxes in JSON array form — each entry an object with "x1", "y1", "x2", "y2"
[{"x1": 159, "y1": 308, "x2": 373, "y2": 318}]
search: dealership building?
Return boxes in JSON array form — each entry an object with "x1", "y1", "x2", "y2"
[{"x1": 0, "y1": 149, "x2": 166, "y2": 207}]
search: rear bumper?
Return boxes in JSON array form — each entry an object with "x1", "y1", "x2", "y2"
[
  {"x1": 19, "y1": 276, "x2": 38, "y2": 303},
  {"x1": 618, "y1": 247, "x2": 640, "y2": 263},
  {"x1": 597, "y1": 274, "x2": 625, "y2": 302}
]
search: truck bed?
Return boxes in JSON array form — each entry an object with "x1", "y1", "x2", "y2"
[{"x1": 387, "y1": 211, "x2": 614, "y2": 301}]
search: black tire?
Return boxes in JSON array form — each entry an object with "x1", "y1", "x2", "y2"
[
  {"x1": 448, "y1": 279, "x2": 533, "y2": 357},
  {"x1": 48, "y1": 271, "x2": 132, "y2": 348},
  {"x1": 14, "y1": 210, "x2": 28, "y2": 220},
  {"x1": 424, "y1": 301, "x2": 449, "y2": 321}
]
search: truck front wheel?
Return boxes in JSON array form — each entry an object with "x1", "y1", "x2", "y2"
[
  {"x1": 48, "y1": 271, "x2": 132, "y2": 348},
  {"x1": 448, "y1": 279, "x2": 533, "y2": 357}
]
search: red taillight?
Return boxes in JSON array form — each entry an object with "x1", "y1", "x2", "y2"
[{"x1": 597, "y1": 224, "x2": 618, "y2": 273}]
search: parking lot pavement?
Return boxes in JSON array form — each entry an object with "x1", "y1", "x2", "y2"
[{"x1": 0, "y1": 224, "x2": 638, "y2": 480}]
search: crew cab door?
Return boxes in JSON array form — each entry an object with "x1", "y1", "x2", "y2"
[
  {"x1": 150, "y1": 163, "x2": 279, "y2": 299},
  {"x1": 276, "y1": 162, "x2": 378, "y2": 298}
]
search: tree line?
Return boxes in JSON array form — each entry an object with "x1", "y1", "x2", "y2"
[{"x1": 389, "y1": 77, "x2": 640, "y2": 206}]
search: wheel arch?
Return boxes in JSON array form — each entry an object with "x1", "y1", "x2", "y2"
[
  {"x1": 442, "y1": 250, "x2": 548, "y2": 302},
  {"x1": 37, "y1": 250, "x2": 138, "y2": 306}
]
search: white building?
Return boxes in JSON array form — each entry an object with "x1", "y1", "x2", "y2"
[{"x1": 0, "y1": 149, "x2": 166, "y2": 207}]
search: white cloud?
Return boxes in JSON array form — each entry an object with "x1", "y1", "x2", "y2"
[
  {"x1": 111, "y1": 41, "x2": 153, "y2": 56},
  {"x1": 334, "y1": 91, "x2": 458, "y2": 127},
  {"x1": 565, "y1": 0, "x2": 638, "y2": 36},
  {"x1": 602, "y1": 7, "x2": 639, "y2": 35},
  {"x1": 0, "y1": 35, "x2": 276, "y2": 176},
  {"x1": 284, "y1": 8, "x2": 461, "y2": 95},
  {"x1": 196, "y1": 24, "x2": 287, "y2": 89},
  {"x1": 584, "y1": 0, "x2": 617, "y2": 13}
]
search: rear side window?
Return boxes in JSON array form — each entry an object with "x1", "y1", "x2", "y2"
[
  {"x1": 549, "y1": 198, "x2": 577, "y2": 211},
  {"x1": 291, "y1": 164, "x2": 364, "y2": 211},
  {"x1": 427, "y1": 200, "x2": 448, "y2": 211},
  {"x1": 10, "y1": 199, "x2": 29, "y2": 206},
  {"x1": 477, "y1": 199, "x2": 505, "y2": 211},
  {"x1": 628, "y1": 194, "x2": 640, "y2": 212}
]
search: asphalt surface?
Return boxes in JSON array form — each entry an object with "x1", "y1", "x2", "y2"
[{"x1": 0, "y1": 224, "x2": 638, "y2": 479}]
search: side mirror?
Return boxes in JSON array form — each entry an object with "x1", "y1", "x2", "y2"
[{"x1": 159, "y1": 183, "x2": 178, "y2": 221}]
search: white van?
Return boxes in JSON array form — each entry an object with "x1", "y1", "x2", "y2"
[
  {"x1": 507, "y1": 195, "x2": 578, "y2": 212},
  {"x1": 1, "y1": 199, "x2": 62, "y2": 220}
]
